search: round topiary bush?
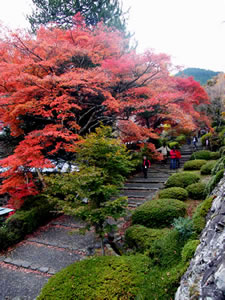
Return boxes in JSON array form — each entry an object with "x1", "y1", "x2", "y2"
[
  {"x1": 158, "y1": 187, "x2": 188, "y2": 201},
  {"x1": 200, "y1": 160, "x2": 217, "y2": 175},
  {"x1": 37, "y1": 255, "x2": 149, "y2": 300},
  {"x1": 183, "y1": 160, "x2": 207, "y2": 171},
  {"x1": 165, "y1": 172, "x2": 200, "y2": 188},
  {"x1": 125, "y1": 225, "x2": 169, "y2": 252},
  {"x1": 132, "y1": 198, "x2": 187, "y2": 228},
  {"x1": 186, "y1": 182, "x2": 206, "y2": 200},
  {"x1": 181, "y1": 240, "x2": 200, "y2": 262},
  {"x1": 190, "y1": 150, "x2": 219, "y2": 160}
]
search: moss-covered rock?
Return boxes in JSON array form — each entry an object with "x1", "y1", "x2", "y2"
[
  {"x1": 37, "y1": 255, "x2": 150, "y2": 300},
  {"x1": 181, "y1": 240, "x2": 200, "y2": 262},
  {"x1": 186, "y1": 182, "x2": 206, "y2": 200},
  {"x1": 125, "y1": 225, "x2": 169, "y2": 252},
  {"x1": 165, "y1": 172, "x2": 200, "y2": 188},
  {"x1": 132, "y1": 198, "x2": 187, "y2": 228},
  {"x1": 205, "y1": 169, "x2": 224, "y2": 195},
  {"x1": 200, "y1": 160, "x2": 217, "y2": 175},
  {"x1": 159, "y1": 187, "x2": 188, "y2": 201},
  {"x1": 183, "y1": 160, "x2": 207, "y2": 171},
  {"x1": 192, "y1": 196, "x2": 214, "y2": 234}
]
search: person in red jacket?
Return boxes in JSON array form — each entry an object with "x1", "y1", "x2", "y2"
[
  {"x1": 175, "y1": 147, "x2": 182, "y2": 169},
  {"x1": 142, "y1": 156, "x2": 151, "y2": 178},
  {"x1": 170, "y1": 147, "x2": 177, "y2": 169}
]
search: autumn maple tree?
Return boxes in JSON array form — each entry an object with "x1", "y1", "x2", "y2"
[{"x1": 0, "y1": 14, "x2": 210, "y2": 207}]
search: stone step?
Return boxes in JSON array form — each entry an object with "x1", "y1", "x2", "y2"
[
  {"x1": 2, "y1": 242, "x2": 84, "y2": 274},
  {"x1": 122, "y1": 185, "x2": 160, "y2": 190},
  {"x1": 27, "y1": 226, "x2": 96, "y2": 254},
  {"x1": 126, "y1": 178, "x2": 167, "y2": 184},
  {"x1": 50, "y1": 215, "x2": 86, "y2": 229},
  {"x1": 0, "y1": 263, "x2": 49, "y2": 300}
]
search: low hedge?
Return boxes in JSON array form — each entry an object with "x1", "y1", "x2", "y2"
[
  {"x1": 0, "y1": 196, "x2": 57, "y2": 251},
  {"x1": 132, "y1": 198, "x2": 187, "y2": 228},
  {"x1": 165, "y1": 172, "x2": 200, "y2": 188},
  {"x1": 192, "y1": 196, "x2": 214, "y2": 234},
  {"x1": 158, "y1": 187, "x2": 188, "y2": 201},
  {"x1": 181, "y1": 240, "x2": 200, "y2": 262},
  {"x1": 190, "y1": 150, "x2": 220, "y2": 161},
  {"x1": 205, "y1": 169, "x2": 224, "y2": 195},
  {"x1": 183, "y1": 159, "x2": 207, "y2": 171},
  {"x1": 125, "y1": 225, "x2": 169, "y2": 252},
  {"x1": 186, "y1": 182, "x2": 206, "y2": 200},
  {"x1": 37, "y1": 255, "x2": 150, "y2": 300},
  {"x1": 200, "y1": 160, "x2": 217, "y2": 175}
]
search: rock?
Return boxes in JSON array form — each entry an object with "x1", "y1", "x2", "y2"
[{"x1": 215, "y1": 264, "x2": 225, "y2": 291}]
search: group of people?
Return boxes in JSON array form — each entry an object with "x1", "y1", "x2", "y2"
[{"x1": 142, "y1": 144, "x2": 182, "y2": 178}]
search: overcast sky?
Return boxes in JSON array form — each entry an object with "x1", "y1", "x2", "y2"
[{"x1": 0, "y1": 0, "x2": 224, "y2": 72}]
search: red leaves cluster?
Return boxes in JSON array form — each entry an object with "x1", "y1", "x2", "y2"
[{"x1": 0, "y1": 14, "x2": 210, "y2": 207}]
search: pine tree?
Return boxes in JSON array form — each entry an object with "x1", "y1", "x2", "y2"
[{"x1": 27, "y1": 0, "x2": 128, "y2": 33}]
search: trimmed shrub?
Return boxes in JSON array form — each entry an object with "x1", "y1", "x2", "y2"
[
  {"x1": 190, "y1": 150, "x2": 217, "y2": 161},
  {"x1": 181, "y1": 240, "x2": 200, "y2": 262},
  {"x1": 183, "y1": 159, "x2": 207, "y2": 170},
  {"x1": 166, "y1": 172, "x2": 200, "y2": 188},
  {"x1": 169, "y1": 141, "x2": 179, "y2": 149},
  {"x1": 200, "y1": 160, "x2": 217, "y2": 175},
  {"x1": 205, "y1": 169, "x2": 224, "y2": 195},
  {"x1": 132, "y1": 198, "x2": 187, "y2": 228},
  {"x1": 201, "y1": 133, "x2": 212, "y2": 145},
  {"x1": 219, "y1": 146, "x2": 225, "y2": 156},
  {"x1": 175, "y1": 135, "x2": 186, "y2": 145},
  {"x1": 37, "y1": 255, "x2": 150, "y2": 300},
  {"x1": 172, "y1": 217, "x2": 194, "y2": 241},
  {"x1": 158, "y1": 187, "x2": 188, "y2": 201},
  {"x1": 192, "y1": 196, "x2": 214, "y2": 234},
  {"x1": 186, "y1": 182, "x2": 206, "y2": 200},
  {"x1": 125, "y1": 225, "x2": 169, "y2": 252}
]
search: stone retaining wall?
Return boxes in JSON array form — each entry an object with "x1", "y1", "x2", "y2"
[{"x1": 175, "y1": 176, "x2": 225, "y2": 300}]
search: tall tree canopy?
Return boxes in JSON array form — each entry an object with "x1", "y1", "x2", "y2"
[
  {"x1": 0, "y1": 14, "x2": 209, "y2": 206},
  {"x1": 27, "y1": 0, "x2": 128, "y2": 33}
]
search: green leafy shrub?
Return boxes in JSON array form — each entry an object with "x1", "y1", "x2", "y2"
[
  {"x1": 158, "y1": 187, "x2": 188, "y2": 201},
  {"x1": 211, "y1": 156, "x2": 225, "y2": 175},
  {"x1": 190, "y1": 150, "x2": 218, "y2": 160},
  {"x1": 200, "y1": 160, "x2": 217, "y2": 175},
  {"x1": 148, "y1": 229, "x2": 186, "y2": 267},
  {"x1": 181, "y1": 240, "x2": 200, "y2": 262},
  {"x1": 186, "y1": 182, "x2": 206, "y2": 200},
  {"x1": 125, "y1": 225, "x2": 169, "y2": 253},
  {"x1": 165, "y1": 172, "x2": 200, "y2": 188},
  {"x1": 192, "y1": 196, "x2": 214, "y2": 234},
  {"x1": 132, "y1": 199, "x2": 186, "y2": 228},
  {"x1": 37, "y1": 255, "x2": 150, "y2": 300},
  {"x1": 175, "y1": 135, "x2": 186, "y2": 145},
  {"x1": 172, "y1": 217, "x2": 194, "y2": 241},
  {"x1": 169, "y1": 141, "x2": 179, "y2": 149},
  {"x1": 205, "y1": 169, "x2": 224, "y2": 195},
  {"x1": 201, "y1": 133, "x2": 212, "y2": 145},
  {"x1": 183, "y1": 159, "x2": 207, "y2": 170},
  {"x1": 219, "y1": 146, "x2": 225, "y2": 156}
]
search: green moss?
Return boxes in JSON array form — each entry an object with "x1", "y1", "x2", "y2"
[
  {"x1": 165, "y1": 172, "x2": 200, "y2": 188},
  {"x1": 37, "y1": 255, "x2": 150, "y2": 300},
  {"x1": 192, "y1": 196, "x2": 214, "y2": 234},
  {"x1": 132, "y1": 199, "x2": 187, "y2": 228},
  {"x1": 125, "y1": 225, "x2": 169, "y2": 252},
  {"x1": 181, "y1": 240, "x2": 200, "y2": 262},
  {"x1": 183, "y1": 160, "x2": 207, "y2": 171},
  {"x1": 205, "y1": 169, "x2": 224, "y2": 195},
  {"x1": 159, "y1": 187, "x2": 188, "y2": 201},
  {"x1": 200, "y1": 160, "x2": 217, "y2": 175},
  {"x1": 186, "y1": 182, "x2": 206, "y2": 200}
]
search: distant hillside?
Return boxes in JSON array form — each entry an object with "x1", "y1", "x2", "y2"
[{"x1": 175, "y1": 68, "x2": 220, "y2": 85}]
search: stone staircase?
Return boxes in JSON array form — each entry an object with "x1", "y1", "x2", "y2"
[{"x1": 0, "y1": 144, "x2": 195, "y2": 300}]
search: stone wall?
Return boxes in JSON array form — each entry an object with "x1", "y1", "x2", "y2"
[{"x1": 175, "y1": 176, "x2": 225, "y2": 300}]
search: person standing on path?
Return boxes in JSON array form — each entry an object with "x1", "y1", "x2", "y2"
[
  {"x1": 157, "y1": 143, "x2": 170, "y2": 165},
  {"x1": 170, "y1": 147, "x2": 177, "y2": 170},
  {"x1": 142, "y1": 156, "x2": 151, "y2": 178},
  {"x1": 175, "y1": 147, "x2": 181, "y2": 169},
  {"x1": 193, "y1": 136, "x2": 198, "y2": 150}
]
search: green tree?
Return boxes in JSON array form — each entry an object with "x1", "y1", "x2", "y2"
[
  {"x1": 44, "y1": 126, "x2": 136, "y2": 255},
  {"x1": 27, "y1": 0, "x2": 128, "y2": 33}
]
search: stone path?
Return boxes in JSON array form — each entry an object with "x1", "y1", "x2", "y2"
[{"x1": 0, "y1": 144, "x2": 193, "y2": 300}]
